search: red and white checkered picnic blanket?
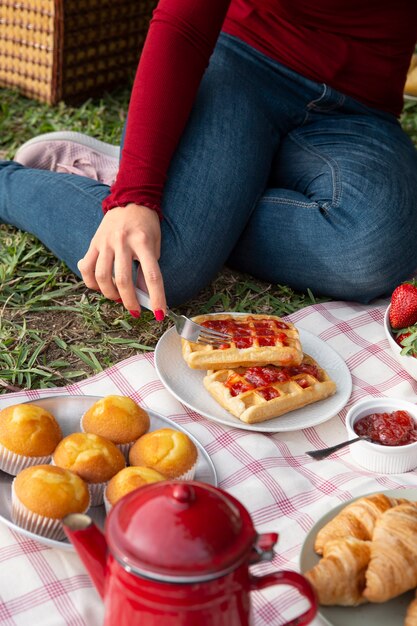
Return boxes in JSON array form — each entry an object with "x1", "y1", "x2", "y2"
[{"x1": 1, "y1": 298, "x2": 416, "y2": 626}]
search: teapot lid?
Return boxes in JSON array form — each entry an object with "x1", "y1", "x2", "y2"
[{"x1": 106, "y1": 481, "x2": 256, "y2": 581}]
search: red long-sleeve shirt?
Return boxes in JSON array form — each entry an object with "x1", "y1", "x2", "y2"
[{"x1": 102, "y1": 0, "x2": 417, "y2": 216}]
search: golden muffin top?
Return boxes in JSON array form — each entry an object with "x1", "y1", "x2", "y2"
[
  {"x1": 13, "y1": 464, "x2": 90, "y2": 518},
  {"x1": 53, "y1": 432, "x2": 125, "y2": 483},
  {"x1": 105, "y1": 466, "x2": 166, "y2": 506},
  {"x1": 129, "y1": 428, "x2": 198, "y2": 478},
  {"x1": 82, "y1": 395, "x2": 150, "y2": 444},
  {"x1": 0, "y1": 404, "x2": 62, "y2": 456}
]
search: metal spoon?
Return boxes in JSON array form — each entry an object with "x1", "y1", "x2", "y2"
[{"x1": 305, "y1": 436, "x2": 372, "y2": 460}]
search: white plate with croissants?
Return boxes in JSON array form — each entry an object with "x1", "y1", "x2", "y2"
[{"x1": 300, "y1": 490, "x2": 417, "y2": 625}]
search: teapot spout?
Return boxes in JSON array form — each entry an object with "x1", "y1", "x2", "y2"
[{"x1": 62, "y1": 514, "x2": 108, "y2": 599}]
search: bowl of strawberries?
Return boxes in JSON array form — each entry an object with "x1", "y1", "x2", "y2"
[{"x1": 384, "y1": 280, "x2": 417, "y2": 380}]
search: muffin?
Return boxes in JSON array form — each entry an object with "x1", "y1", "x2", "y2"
[
  {"x1": 12, "y1": 464, "x2": 90, "y2": 541},
  {"x1": 52, "y1": 433, "x2": 125, "y2": 505},
  {"x1": 0, "y1": 403, "x2": 62, "y2": 475},
  {"x1": 81, "y1": 395, "x2": 150, "y2": 459},
  {"x1": 129, "y1": 428, "x2": 198, "y2": 480},
  {"x1": 104, "y1": 466, "x2": 166, "y2": 513}
]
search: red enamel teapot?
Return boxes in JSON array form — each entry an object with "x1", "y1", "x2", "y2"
[{"x1": 63, "y1": 480, "x2": 317, "y2": 626}]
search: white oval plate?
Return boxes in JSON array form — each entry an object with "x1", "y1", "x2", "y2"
[
  {"x1": 0, "y1": 395, "x2": 217, "y2": 551},
  {"x1": 299, "y1": 488, "x2": 417, "y2": 626},
  {"x1": 154, "y1": 322, "x2": 352, "y2": 433}
]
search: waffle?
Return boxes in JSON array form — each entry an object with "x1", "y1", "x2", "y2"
[
  {"x1": 203, "y1": 354, "x2": 336, "y2": 424},
  {"x1": 181, "y1": 314, "x2": 303, "y2": 370}
]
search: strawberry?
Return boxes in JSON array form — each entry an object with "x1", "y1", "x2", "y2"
[
  {"x1": 389, "y1": 280, "x2": 417, "y2": 329},
  {"x1": 394, "y1": 328, "x2": 417, "y2": 359},
  {"x1": 395, "y1": 331, "x2": 411, "y2": 346}
]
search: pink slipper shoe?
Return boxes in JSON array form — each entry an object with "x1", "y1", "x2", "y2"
[{"x1": 14, "y1": 131, "x2": 120, "y2": 186}]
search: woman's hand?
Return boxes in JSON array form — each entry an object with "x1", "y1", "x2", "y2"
[{"x1": 77, "y1": 203, "x2": 166, "y2": 319}]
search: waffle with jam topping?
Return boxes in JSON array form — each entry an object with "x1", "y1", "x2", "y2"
[
  {"x1": 203, "y1": 354, "x2": 336, "y2": 423},
  {"x1": 181, "y1": 314, "x2": 303, "y2": 370}
]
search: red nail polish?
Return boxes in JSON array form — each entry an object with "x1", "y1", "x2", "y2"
[
  {"x1": 129, "y1": 310, "x2": 141, "y2": 318},
  {"x1": 115, "y1": 298, "x2": 123, "y2": 303},
  {"x1": 154, "y1": 309, "x2": 165, "y2": 321}
]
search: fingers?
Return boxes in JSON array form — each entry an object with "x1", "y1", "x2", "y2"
[
  {"x1": 113, "y1": 242, "x2": 142, "y2": 313},
  {"x1": 94, "y1": 247, "x2": 120, "y2": 301},
  {"x1": 135, "y1": 266, "x2": 148, "y2": 293},
  {"x1": 77, "y1": 247, "x2": 101, "y2": 291},
  {"x1": 78, "y1": 241, "x2": 121, "y2": 302},
  {"x1": 77, "y1": 204, "x2": 166, "y2": 319},
  {"x1": 114, "y1": 233, "x2": 166, "y2": 317},
  {"x1": 138, "y1": 248, "x2": 166, "y2": 320},
  {"x1": 79, "y1": 240, "x2": 166, "y2": 320}
]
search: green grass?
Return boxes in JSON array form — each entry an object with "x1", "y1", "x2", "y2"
[
  {"x1": 0, "y1": 87, "x2": 130, "y2": 157},
  {"x1": 1, "y1": 87, "x2": 417, "y2": 392}
]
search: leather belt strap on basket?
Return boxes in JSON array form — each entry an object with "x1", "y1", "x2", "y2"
[{"x1": 0, "y1": 0, "x2": 157, "y2": 105}]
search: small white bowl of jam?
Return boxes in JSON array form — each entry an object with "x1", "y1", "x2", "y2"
[{"x1": 345, "y1": 397, "x2": 417, "y2": 473}]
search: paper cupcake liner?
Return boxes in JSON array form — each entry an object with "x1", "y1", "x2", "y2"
[
  {"x1": 88, "y1": 481, "x2": 107, "y2": 506},
  {"x1": 103, "y1": 490, "x2": 112, "y2": 515},
  {"x1": 117, "y1": 441, "x2": 136, "y2": 462},
  {"x1": 11, "y1": 483, "x2": 66, "y2": 541},
  {"x1": 0, "y1": 442, "x2": 51, "y2": 476},
  {"x1": 173, "y1": 458, "x2": 197, "y2": 481},
  {"x1": 79, "y1": 415, "x2": 136, "y2": 462}
]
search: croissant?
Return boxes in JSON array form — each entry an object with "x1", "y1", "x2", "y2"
[
  {"x1": 314, "y1": 494, "x2": 408, "y2": 555},
  {"x1": 363, "y1": 504, "x2": 417, "y2": 603},
  {"x1": 305, "y1": 537, "x2": 371, "y2": 606},
  {"x1": 405, "y1": 591, "x2": 417, "y2": 626}
]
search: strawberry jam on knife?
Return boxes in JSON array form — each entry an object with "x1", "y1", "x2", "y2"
[{"x1": 354, "y1": 410, "x2": 417, "y2": 446}]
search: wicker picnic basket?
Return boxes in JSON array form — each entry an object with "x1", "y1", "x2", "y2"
[{"x1": 0, "y1": 0, "x2": 157, "y2": 104}]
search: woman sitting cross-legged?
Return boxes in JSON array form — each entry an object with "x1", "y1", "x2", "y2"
[{"x1": 1, "y1": 0, "x2": 417, "y2": 320}]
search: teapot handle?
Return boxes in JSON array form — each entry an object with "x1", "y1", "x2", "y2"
[{"x1": 249, "y1": 570, "x2": 317, "y2": 626}]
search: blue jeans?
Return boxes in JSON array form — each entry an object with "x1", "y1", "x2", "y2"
[{"x1": 1, "y1": 33, "x2": 417, "y2": 305}]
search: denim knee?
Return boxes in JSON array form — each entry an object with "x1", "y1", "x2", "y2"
[
  {"x1": 323, "y1": 237, "x2": 417, "y2": 304},
  {"x1": 162, "y1": 262, "x2": 216, "y2": 307}
]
